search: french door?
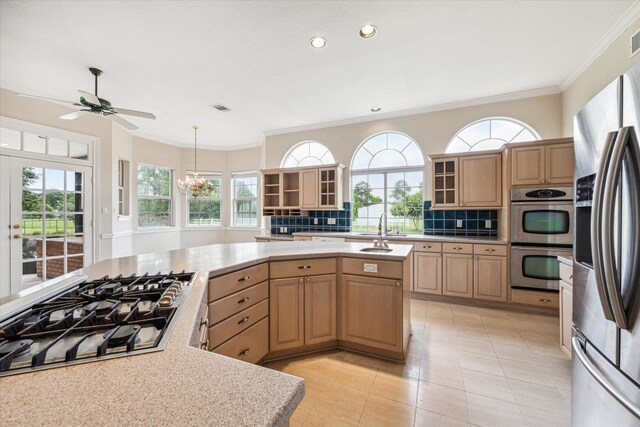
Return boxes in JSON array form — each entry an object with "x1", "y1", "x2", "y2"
[{"x1": 0, "y1": 156, "x2": 93, "y2": 297}]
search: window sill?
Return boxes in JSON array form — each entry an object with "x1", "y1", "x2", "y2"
[{"x1": 117, "y1": 215, "x2": 131, "y2": 222}]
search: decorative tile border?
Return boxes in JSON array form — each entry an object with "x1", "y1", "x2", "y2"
[
  {"x1": 422, "y1": 201, "x2": 498, "y2": 237},
  {"x1": 270, "y1": 202, "x2": 352, "y2": 234}
]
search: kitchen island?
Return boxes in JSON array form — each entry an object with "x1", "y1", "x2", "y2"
[{"x1": 0, "y1": 241, "x2": 413, "y2": 426}]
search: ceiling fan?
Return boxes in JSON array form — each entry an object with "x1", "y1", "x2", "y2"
[{"x1": 17, "y1": 67, "x2": 156, "y2": 130}]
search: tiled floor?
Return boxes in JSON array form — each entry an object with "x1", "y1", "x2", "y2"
[{"x1": 263, "y1": 299, "x2": 572, "y2": 427}]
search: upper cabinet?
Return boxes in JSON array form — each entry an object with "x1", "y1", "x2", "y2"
[
  {"x1": 430, "y1": 152, "x2": 502, "y2": 209},
  {"x1": 261, "y1": 164, "x2": 344, "y2": 216},
  {"x1": 509, "y1": 138, "x2": 574, "y2": 186}
]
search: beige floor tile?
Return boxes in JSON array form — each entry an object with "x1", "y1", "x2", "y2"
[
  {"x1": 370, "y1": 370, "x2": 420, "y2": 406},
  {"x1": 455, "y1": 336, "x2": 496, "y2": 357},
  {"x1": 304, "y1": 409, "x2": 359, "y2": 427},
  {"x1": 343, "y1": 352, "x2": 383, "y2": 370},
  {"x1": 379, "y1": 356, "x2": 421, "y2": 380},
  {"x1": 419, "y1": 359, "x2": 465, "y2": 389},
  {"x1": 414, "y1": 409, "x2": 472, "y2": 427},
  {"x1": 492, "y1": 342, "x2": 538, "y2": 362},
  {"x1": 324, "y1": 359, "x2": 378, "y2": 392},
  {"x1": 309, "y1": 382, "x2": 369, "y2": 425},
  {"x1": 454, "y1": 326, "x2": 490, "y2": 341},
  {"x1": 461, "y1": 369, "x2": 515, "y2": 402},
  {"x1": 466, "y1": 392, "x2": 526, "y2": 427},
  {"x1": 458, "y1": 351, "x2": 504, "y2": 376},
  {"x1": 358, "y1": 394, "x2": 416, "y2": 427},
  {"x1": 416, "y1": 380, "x2": 469, "y2": 422},
  {"x1": 507, "y1": 378, "x2": 571, "y2": 415},
  {"x1": 519, "y1": 404, "x2": 571, "y2": 427},
  {"x1": 487, "y1": 331, "x2": 529, "y2": 347},
  {"x1": 421, "y1": 344, "x2": 461, "y2": 367},
  {"x1": 498, "y1": 358, "x2": 555, "y2": 387}
]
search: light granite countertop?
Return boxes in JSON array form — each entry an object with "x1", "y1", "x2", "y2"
[
  {"x1": 290, "y1": 231, "x2": 508, "y2": 245},
  {"x1": 0, "y1": 241, "x2": 412, "y2": 426}
]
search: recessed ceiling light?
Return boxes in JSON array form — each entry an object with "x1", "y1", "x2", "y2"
[
  {"x1": 371, "y1": 106, "x2": 381, "y2": 112},
  {"x1": 310, "y1": 37, "x2": 327, "y2": 48},
  {"x1": 359, "y1": 25, "x2": 377, "y2": 38}
]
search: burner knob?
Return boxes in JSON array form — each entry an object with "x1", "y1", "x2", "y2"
[
  {"x1": 168, "y1": 283, "x2": 181, "y2": 294},
  {"x1": 159, "y1": 296, "x2": 173, "y2": 307}
]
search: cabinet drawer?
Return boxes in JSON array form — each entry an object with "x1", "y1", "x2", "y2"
[
  {"x1": 442, "y1": 242, "x2": 473, "y2": 254},
  {"x1": 341, "y1": 258, "x2": 403, "y2": 280},
  {"x1": 209, "y1": 299, "x2": 269, "y2": 348},
  {"x1": 208, "y1": 263, "x2": 269, "y2": 302},
  {"x1": 209, "y1": 281, "x2": 268, "y2": 324},
  {"x1": 270, "y1": 257, "x2": 336, "y2": 279},
  {"x1": 413, "y1": 242, "x2": 442, "y2": 253},
  {"x1": 511, "y1": 289, "x2": 559, "y2": 309},
  {"x1": 473, "y1": 244, "x2": 507, "y2": 257},
  {"x1": 212, "y1": 317, "x2": 269, "y2": 364},
  {"x1": 559, "y1": 263, "x2": 573, "y2": 285}
]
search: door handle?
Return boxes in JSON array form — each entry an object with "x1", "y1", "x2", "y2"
[
  {"x1": 601, "y1": 127, "x2": 632, "y2": 329},
  {"x1": 12, "y1": 234, "x2": 20, "y2": 240},
  {"x1": 591, "y1": 130, "x2": 617, "y2": 322},
  {"x1": 12, "y1": 224, "x2": 20, "y2": 229},
  {"x1": 572, "y1": 337, "x2": 640, "y2": 418}
]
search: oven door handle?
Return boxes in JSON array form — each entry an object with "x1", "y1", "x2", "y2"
[
  {"x1": 509, "y1": 201, "x2": 574, "y2": 205},
  {"x1": 510, "y1": 245, "x2": 572, "y2": 253},
  {"x1": 591, "y1": 130, "x2": 617, "y2": 322}
]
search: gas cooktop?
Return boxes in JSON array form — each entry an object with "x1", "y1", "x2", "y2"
[{"x1": 0, "y1": 271, "x2": 195, "y2": 377}]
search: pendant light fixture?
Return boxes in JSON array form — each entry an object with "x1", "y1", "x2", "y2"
[{"x1": 177, "y1": 125, "x2": 214, "y2": 198}]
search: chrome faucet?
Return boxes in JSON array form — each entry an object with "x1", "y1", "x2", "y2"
[{"x1": 374, "y1": 213, "x2": 389, "y2": 249}]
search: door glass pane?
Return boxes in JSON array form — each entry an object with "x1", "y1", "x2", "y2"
[
  {"x1": 0, "y1": 127, "x2": 21, "y2": 149},
  {"x1": 45, "y1": 213, "x2": 67, "y2": 236},
  {"x1": 23, "y1": 133, "x2": 46, "y2": 154},
  {"x1": 21, "y1": 237, "x2": 39, "y2": 260},
  {"x1": 45, "y1": 169, "x2": 65, "y2": 191},
  {"x1": 45, "y1": 236, "x2": 65, "y2": 257},
  {"x1": 523, "y1": 210, "x2": 570, "y2": 234},
  {"x1": 22, "y1": 214, "x2": 43, "y2": 236},
  {"x1": 22, "y1": 190, "x2": 43, "y2": 212},
  {"x1": 66, "y1": 255, "x2": 84, "y2": 273},
  {"x1": 67, "y1": 236, "x2": 84, "y2": 255},
  {"x1": 23, "y1": 167, "x2": 43, "y2": 190},
  {"x1": 67, "y1": 214, "x2": 84, "y2": 235},
  {"x1": 22, "y1": 261, "x2": 40, "y2": 286},
  {"x1": 46, "y1": 257, "x2": 65, "y2": 279},
  {"x1": 66, "y1": 193, "x2": 84, "y2": 213},
  {"x1": 522, "y1": 256, "x2": 560, "y2": 280}
]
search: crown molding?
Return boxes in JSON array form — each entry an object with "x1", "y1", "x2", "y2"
[
  {"x1": 263, "y1": 86, "x2": 561, "y2": 137},
  {"x1": 560, "y1": 1, "x2": 640, "y2": 91},
  {"x1": 129, "y1": 130, "x2": 263, "y2": 151}
]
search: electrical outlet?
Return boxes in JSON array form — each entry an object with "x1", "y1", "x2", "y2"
[
  {"x1": 485, "y1": 220, "x2": 491, "y2": 229},
  {"x1": 279, "y1": 227, "x2": 284, "y2": 233},
  {"x1": 284, "y1": 227, "x2": 288, "y2": 233},
  {"x1": 327, "y1": 218, "x2": 336, "y2": 225},
  {"x1": 456, "y1": 220, "x2": 463, "y2": 228},
  {"x1": 314, "y1": 218, "x2": 318, "y2": 225}
]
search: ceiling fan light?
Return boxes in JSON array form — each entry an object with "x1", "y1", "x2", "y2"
[
  {"x1": 359, "y1": 25, "x2": 377, "y2": 38},
  {"x1": 310, "y1": 37, "x2": 327, "y2": 48},
  {"x1": 371, "y1": 106, "x2": 381, "y2": 112}
]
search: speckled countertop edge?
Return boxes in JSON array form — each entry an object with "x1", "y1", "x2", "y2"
[{"x1": 0, "y1": 242, "x2": 413, "y2": 426}]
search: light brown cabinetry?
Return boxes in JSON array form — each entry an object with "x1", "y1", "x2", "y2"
[
  {"x1": 559, "y1": 262, "x2": 573, "y2": 357},
  {"x1": 300, "y1": 169, "x2": 319, "y2": 209},
  {"x1": 442, "y1": 253, "x2": 474, "y2": 298},
  {"x1": 208, "y1": 263, "x2": 270, "y2": 364},
  {"x1": 430, "y1": 153, "x2": 502, "y2": 209},
  {"x1": 474, "y1": 255, "x2": 507, "y2": 302},
  {"x1": 413, "y1": 252, "x2": 442, "y2": 294},
  {"x1": 510, "y1": 140, "x2": 574, "y2": 186},
  {"x1": 511, "y1": 288, "x2": 559, "y2": 308},
  {"x1": 269, "y1": 258, "x2": 337, "y2": 352}
]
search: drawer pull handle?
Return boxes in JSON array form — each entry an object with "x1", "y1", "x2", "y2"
[
  {"x1": 238, "y1": 316, "x2": 250, "y2": 324},
  {"x1": 199, "y1": 317, "x2": 209, "y2": 330},
  {"x1": 298, "y1": 265, "x2": 311, "y2": 270},
  {"x1": 538, "y1": 298, "x2": 552, "y2": 303},
  {"x1": 238, "y1": 297, "x2": 250, "y2": 304},
  {"x1": 453, "y1": 247, "x2": 462, "y2": 250},
  {"x1": 484, "y1": 248, "x2": 495, "y2": 252},
  {"x1": 238, "y1": 348, "x2": 250, "y2": 357},
  {"x1": 424, "y1": 245, "x2": 432, "y2": 249},
  {"x1": 569, "y1": 274, "x2": 573, "y2": 280},
  {"x1": 200, "y1": 339, "x2": 209, "y2": 350},
  {"x1": 238, "y1": 275, "x2": 251, "y2": 282}
]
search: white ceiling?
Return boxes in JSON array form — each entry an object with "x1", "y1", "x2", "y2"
[{"x1": 0, "y1": 1, "x2": 637, "y2": 149}]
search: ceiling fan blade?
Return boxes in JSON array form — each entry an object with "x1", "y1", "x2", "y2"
[
  {"x1": 111, "y1": 107, "x2": 156, "y2": 120},
  {"x1": 108, "y1": 114, "x2": 138, "y2": 130},
  {"x1": 17, "y1": 93, "x2": 79, "y2": 107},
  {"x1": 59, "y1": 111, "x2": 90, "y2": 120},
  {"x1": 78, "y1": 90, "x2": 101, "y2": 107}
]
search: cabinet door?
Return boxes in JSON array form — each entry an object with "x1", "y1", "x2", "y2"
[
  {"x1": 341, "y1": 274, "x2": 401, "y2": 351},
  {"x1": 545, "y1": 143, "x2": 574, "y2": 185},
  {"x1": 442, "y1": 254, "x2": 473, "y2": 298},
  {"x1": 511, "y1": 146, "x2": 545, "y2": 186},
  {"x1": 473, "y1": 255, "x2": 507, "y2": 302},
  {"x1": 318, "y1": 167, "x2": 338, "y2": 208},
  {"x1": 560, "y1": 282, "x2": 573, "y2": 356},
  {"x1": 304, "y1": 274, "x2": 337, "y2": 345},
  {"x1": 413, "y1": 252, "x2": 442, "y2": 294},
  {"x1": 459, "y1": 154, "x2": 502, "y2": 207},
  {"x1": 432, "y1": 159, "x2": 458, "y2": 207},
  {"x1": 269, "y1": 277, "x2": 304, "y2": 351},
  {"x1": 300, "y1": 169, "x2": 319, "y2": 209}
]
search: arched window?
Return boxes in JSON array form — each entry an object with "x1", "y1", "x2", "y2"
[
  {"x1": 350, "y1": 132, "x2": 424, "y2": 234},
  {"x1": 281, "y1": 141, "x2": 335, "y2": 168},
  {"x1": 445, "y1": 117, "x2": 540, "y2": 153}
]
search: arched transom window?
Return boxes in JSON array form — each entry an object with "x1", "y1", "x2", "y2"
[
  {"x1": 351, "y1": 132, "x2": 424, "y2": 235},
  {"x1": 446, "y1": 117, "x2": 540, "y2": 153},
  {"x1": 281, "y1": 141, "x2": 335, "y2": 168}
]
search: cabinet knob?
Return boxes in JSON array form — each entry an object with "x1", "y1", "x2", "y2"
[
  {"x1": 298, "y1": 265, "x2": 311, "y2": 270},
  {"x1": 538, "y1": 298, "x2": 551, "y2": 303},
  {"x1": 306, "y1": 277, "x2": 310, "y2": 282},
  {"x1": 238, "y1": 316, "x2": 250, "y2": 324},
  {"x1": 299, "y1": 278, "x2": 303, "y2": 284},
  {"x1": 395, "y1": 281, "x2": 401, "y2": 287},
  {"x1": 540, "y1": 179, "x2": 545, "y2": 184},
  {"x1": 238, "y1": 348, "x2": 250, "y2": 357},
  {"x1": 238, "y1": 275, "x2": 251, "y2": 282},
  {"x1": 237, "y1": 297, "x2": 250, "y2": 304}
]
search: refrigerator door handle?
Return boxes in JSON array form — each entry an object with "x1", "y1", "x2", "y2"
[
  {"x1": 572, "y1": 337, "x2": 640, "y2": 418},
  {"x1": 602, "y1": 127, "x2": 632, "y2": 329},
  {"x1": 591, "y1": 130, "x2": 617, "y2": 321}
]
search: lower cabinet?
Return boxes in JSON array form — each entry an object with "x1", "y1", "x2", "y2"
[
  {"x1": 340, "y1": 274, "x2": 402, "y2": 352},
  {"x1": 269, "y1": 273, "x2": 337, "y2": 352},
  {"x1": 213, "y1": 318, "x2": 269, "y2": 364},
  {"x1": 442, "y1": 253, "x2": 474, "y2": 298},
  {"x1": 474, "y1": 255, "x2": 508, "y2": 302},
  {"x1": 413, "y1": 252, "x2": 442, "y2": 294}
]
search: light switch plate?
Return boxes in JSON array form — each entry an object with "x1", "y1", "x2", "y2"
[
  {"x1": 485, "y1": 220, "x2": 491, "y2": 229},
  {"x1": 327, "y1": 218, "x2": 336, "y2": 225},
  {"x1": 314, "y1": 218, "x2": 318, "y2": 225},
  {"x1": 456, "y1": 220, "x2": 463, "y2": 228}
]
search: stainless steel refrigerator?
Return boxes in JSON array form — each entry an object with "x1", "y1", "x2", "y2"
[{"x1": 572, "y1": 62, "x2": 640, "y2": 426}]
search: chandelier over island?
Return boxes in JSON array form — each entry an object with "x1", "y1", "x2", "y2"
[{"x1": 177, "y1": 125, "x2": 215, "y2": 198}]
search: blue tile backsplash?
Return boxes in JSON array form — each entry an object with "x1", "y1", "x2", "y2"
[
  {"x1": 270, "y1": 202, "x2": 352, "y2": 234},
  {"x1": 422, "y1": 201, "x2": 498, "y2": 237}
]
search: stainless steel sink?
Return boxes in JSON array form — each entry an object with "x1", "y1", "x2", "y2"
[{"x1": 359, "y1": 247, "x2": 393, "y2": 253}]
